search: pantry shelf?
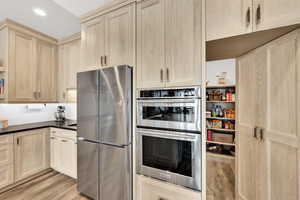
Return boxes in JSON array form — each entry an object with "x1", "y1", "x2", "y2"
[
  {"x1": 207, "y1": 128, "x2": 236, "y2": 132},
  {"x1": 207, "y1": 152, "x2": 235, "y2": 160},
  {"x1": 206, "y1": 85, "x2": 235, "y2": 89},
  {"x1": 206, "y1": 117, "x2": 235, "y2": 120},
  {"x1": 207, "y1": 101, "x2": 235, "y2": 103},
  {"x1": 206, "y1": 141, "x2": 235, "y2": 146}
]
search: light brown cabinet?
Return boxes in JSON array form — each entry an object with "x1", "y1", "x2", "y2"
[
  {"x1": 14, "y1": 129, "x2": 50, "y2": 182},
  {"x1": 58, "y1": 34, "x2": 80, "y2": 102},
  {"x1": 207, "y1": 0, "x2": 300, "y2": 41},
  {"x1": 81, "y1": 3, "x2": 135, "y2": 71},
  {"x1": 137, "y1": 0, "x2": 202, "y2": 88},
  {"x1": 137, "y1": 175, "x2": 201, "y2": 200},
  {"x1": 0, "y1": 135, "x2": 14, "y2": 189},
  {"x1": 0, "y1": 19, "x2": 58, "y2": 103},
  {"x1": 237, "y1": 29, "x2": 300, "y2": 200}
]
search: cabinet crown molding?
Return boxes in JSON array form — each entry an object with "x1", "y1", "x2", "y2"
[{"x1": 58, "y1": 32, "x2": 81, "y2": 45}]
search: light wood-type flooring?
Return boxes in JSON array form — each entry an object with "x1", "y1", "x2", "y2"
[{"x1": 0, "y1": 171, "x2": 90, "y2": 200}]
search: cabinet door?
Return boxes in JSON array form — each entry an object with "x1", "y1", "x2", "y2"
[
  {"x1": 137, "y1": 0, "x2": 165, "y2": 88},
  {"x1": 50, "y1": 136, "x2": 60, "y2": 171},
  {"x1": 66, "y1": 39, "x2": 81, "y2": 89},
  {"x1": 261, "y1": 32, "x2": 299, "y2": 200},
  {"x1": 37, "y1": 40, "x2": 57, "y2": 102},
  {"x1": 165, "y1": 0, "x2": 202, "y2": 87},
  {"x1": 57, "y1": 46, "x2": 67, "y2": 102},
  {"x1": 8, "y1": 30, "x2": 36, "y2": 102},
  {"x1": 14, "y1": 129, "x2": 50, "y2": 182},
  {"x1": 81, "y1": 16, "x2": 105, "y2": 71},
  {"x1": 60, "y1": 138, "x2": 77, "y2": 179},
  {"x1": 105, "y1": 3, "x2": 135, "y2": 67},
  {"x1": 237, "y1": 50, "x2": 258, "y2": 200},
  {"x1": 0, "y1": 164, "x2": 14, "y2": 189},
  {"x1": 206, "y1": 0, "x2": 253, "y2": 41},
  {"x1": 253, "y1": 0, "x2": 300, "y2": 32}
]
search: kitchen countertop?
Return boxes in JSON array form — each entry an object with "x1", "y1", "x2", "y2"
[{"x1": 0, "y1": 120, "x2": 77, "y2": 135}]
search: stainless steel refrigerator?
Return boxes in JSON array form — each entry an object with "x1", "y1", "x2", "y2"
[{"x1": 77, "y1": 65, "x2": 132, "y2": 200}]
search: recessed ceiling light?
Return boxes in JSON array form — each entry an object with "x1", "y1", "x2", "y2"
[{"x1": 33, "y1": 8, "x2": 47, "y2": 17}]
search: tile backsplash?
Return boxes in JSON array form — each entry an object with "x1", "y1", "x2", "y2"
[{"x1": 0, "y1": 103, "x2": 76, "y2": 126}]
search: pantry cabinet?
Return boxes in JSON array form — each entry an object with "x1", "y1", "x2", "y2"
[
  {"x1": 207, "y1": 0, "x2": 300, "y2": 41},
  {"x1": 237, "y1": 29, "x2": 300, "y2": 200},
  {"x1": 137, "y1": 175, "x2": 201, "y2": 200},
  {"x1": 137, "y1": 0, "x2": 202, "y2": 88},
  {"x1": 81, "y1": 3, "x2": 135, "y2": 71},
  {"x1": 50, "y1": 128, "x2": 77, "y2": 179},
  {"x1": 0, "y1": 19, "x2": 58, "y2": 103},
  {"x1": 14, "y1": 129, "x2": 50, "y2": 182}
]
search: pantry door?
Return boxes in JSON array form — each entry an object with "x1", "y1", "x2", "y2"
[
  {"x1": 237, "y1": 49, "x2": 258, "y2": 200},
  {"x1": 261, "y1": 31, "x2": 299, "y2": 200}
]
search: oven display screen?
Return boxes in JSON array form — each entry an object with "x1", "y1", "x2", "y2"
[
  {"x1": 142, "y1": 106, "x2": 195, "y2": 123},
  {"x1": 142, "y1": 136, "x2": 192, "y2": 177}
]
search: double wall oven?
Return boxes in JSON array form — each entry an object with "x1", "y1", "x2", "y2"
[{"x1": 136, "y1": 87, "x2": 202, "y2": 191}]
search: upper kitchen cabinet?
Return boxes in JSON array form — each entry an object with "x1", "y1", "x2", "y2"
[
  {"x1": 253, "y1": 0, "x2": 300, "y2": 32},
  {"x1": 81, "y1": 16, "x2": 105, "y2": 71},
  {"x1": 206, "y1": 0, "x2": 253, "y2": 41},
  {"x1": 80, "y1": 2, "x2": 135, "y2": 71},
  {"x1": 58, "y1": 33, "x2": 81, "y2": 103},
  {"x1": 37, "y1": 40, "x2": 57, "y2": 102},
  {"x1": 207, "y1": 0, "x2": 300, "y2": 41},
  {"x1": 0, "y1": 19, "x2": 58, "y2": 103},
  {"x1": 137, "y1": 0, "x2": 202, "y2": 88}
]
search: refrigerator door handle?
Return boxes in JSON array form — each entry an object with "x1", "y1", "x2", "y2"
[
  {"x1": 101, "y1": 141, "x2": 131, "y2": 149},
  {"x1": 78, "y1": 137, "x2": 100, "y2": 144}
]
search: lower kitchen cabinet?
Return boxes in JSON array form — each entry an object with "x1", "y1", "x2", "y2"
[
  {"x1": 50, "y1": 128, "x2": 77, "y2": 179},
  {"x1": 137, "y1": 175, "x2": 201, "y2": 200},
  {"x1": 14, "y1": 128, "x2": 50, "y2": 182},
  {"x1": 0, "y1": 135, "x2": 14, "y2": 189}
]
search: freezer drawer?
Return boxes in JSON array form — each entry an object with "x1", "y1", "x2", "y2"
[
  {"x1": 99, "y1": 144, "x2": 132, "y2": 200},
  {"x1": 77, "y1": 140, "x2": 99, "y2": 199}
]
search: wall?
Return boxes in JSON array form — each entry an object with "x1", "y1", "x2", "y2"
[
  {"x1": 206, "y1": 59, "x2": 236, "y2": 86},
  {"x1": 0, "y1": 103, "x2": 76, "y2": 126}
]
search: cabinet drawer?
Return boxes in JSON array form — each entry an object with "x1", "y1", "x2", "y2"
[
  {"x1": 0, "y1": 164, "x2": 14, "y2": 189},
  {"x1": 50, "y1": 128, "x2": 77, "y2": 141},
  {"x1": 0, "y1": 135, "x2": 13, "y2": 145},
  {"x1": 0, "y1": 144, "x2": 13, "y2": 166}
]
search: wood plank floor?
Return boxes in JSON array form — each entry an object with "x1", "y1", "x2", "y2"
[{"x1": 0, "y1": 171, "x2": 90, "y2": 200}]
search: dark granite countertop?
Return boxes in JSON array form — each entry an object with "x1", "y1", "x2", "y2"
[{"x1": 0, "y1": 120, "x2": 77, "y2": 135}]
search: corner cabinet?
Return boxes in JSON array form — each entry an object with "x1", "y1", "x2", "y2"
[
  {"x1": 14, "y1": 128, "x2": 50, "y2": 182},
  {"x1": 137, "y1": 0, "x2": 202, "y2": 89},
  {"x1": 81, "y1": 3, "x2": 135, "y2": 72},
  {"x1": 0, "y1": 19, "x2": 58, "y2": 103}
]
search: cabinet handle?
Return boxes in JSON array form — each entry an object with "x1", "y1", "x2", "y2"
[
  {"x1": 33, "y1": 92, "x2": 37, "y2": 99},
  {"x1": 253, "y1": 126, "x2": 259, "y2": 139},
  {"x1": 259, "y1": 128, "x2": 264, "y2": 142},
  {"x1": 166, "y1": 68, "x2": 169, "y2": 82},
  {"x1": 246, "y1": 7, "x2": 251, "y2": 27},
  {"x1": 38, "y1": 92, "x2": 41, "y2": 99},
  {"x1": 63, "y1": 92, "x2": 66, "y2": 99},
  {"x1": 100, "y1": 56, "x2": 104, "y2": 66},
  {"x1": 159, "y1": 198, "x2": 168, "y2": 200},
  {"x1": 61, "y1": 139, "x2": 68, "y2": 142},
  {"x1": 104, "y1": 55, "x2": 107, "y2": 66},
  {"x1": 50, "y1": 137, "x2": 55, "y2": 139},
  {"x1": 160, "y1": 69, "x2": 163, "y2": 82},
  {"x1": 256, "y1": 4, "x2": 261, "y2": 25},
  {"x1": 17, "y1": 138, "x2": 20, "y2": 145}
]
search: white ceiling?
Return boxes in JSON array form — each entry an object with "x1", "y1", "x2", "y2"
[
  {"x1": 52, "y1": 0, "x2": 112, "y2": 17},
  {"x1": 0, "y1": 0, "x2": 84, "y2": 39}
]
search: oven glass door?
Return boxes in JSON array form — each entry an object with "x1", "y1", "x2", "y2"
[
  {"x1": 142, "y1": 135, "x2": 192, "y2": 177},
  {"x1": 137, "y1": 99, "x2": 201, "y2": 131}
]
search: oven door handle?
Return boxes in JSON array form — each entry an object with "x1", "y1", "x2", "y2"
[{"x1": 140, "y1": 131, "x2": 200, "y2": 142}]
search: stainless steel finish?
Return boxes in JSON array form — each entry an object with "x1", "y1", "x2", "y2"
[
  {"x1": 137, "y1": 86, "x2": 202, "y2": 99},
  {"x1": 77, "y1": 66, "x2": 132, "y2": 200},
  {"x1": 246, "y1": 7, "x2": 251, "y2": 27},
  {"x1": 137, "y1": 98, "x2": 201, "y2": 132},
  {"x1": 256, "y1": 4, "x2": 261, "y2": 25},
  {"x1": 136, "y1": 128, "x2": 202, "y2": 191}
]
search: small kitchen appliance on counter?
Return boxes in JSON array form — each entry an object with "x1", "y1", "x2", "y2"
[{"x1": 54, "y1": 106, "x2": 66, "y2": 122}]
